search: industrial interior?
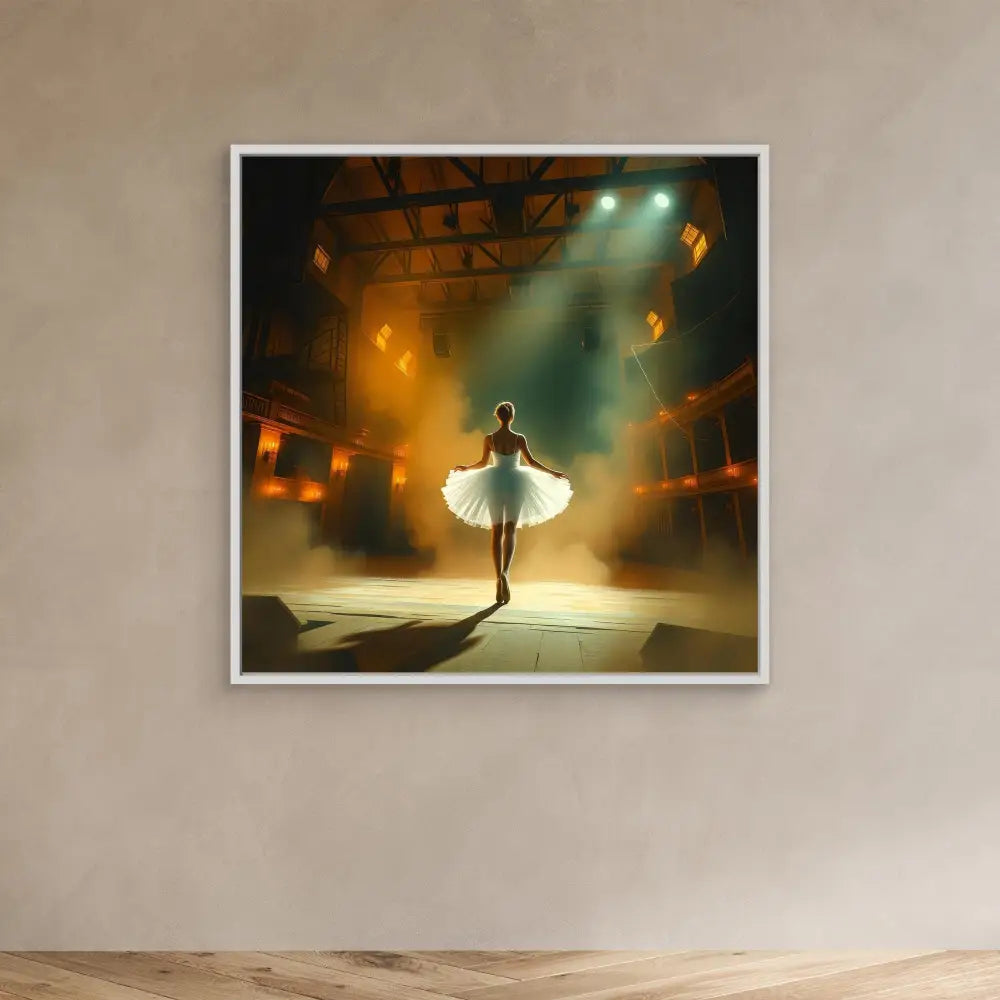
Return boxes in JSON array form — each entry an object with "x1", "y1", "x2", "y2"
[{"x1": 239, "y1": 153, "x2": 760, "y2": 673}]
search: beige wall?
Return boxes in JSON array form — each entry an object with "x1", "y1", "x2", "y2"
[{"x1": 2, "y1": 0, "x2": 999, "y2": 948}]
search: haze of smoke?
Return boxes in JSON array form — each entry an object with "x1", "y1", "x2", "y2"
[
  {"x1": 395, "y1": 357, "x2": 642, "y2": 584},
  {"x1": 403, "y1": 369, "x2": 490, "y2": 577},
  {"x1": 243, "y1": 240, "x2": 754, "y2": 618},
  {"x1": 241, "y1": 500, "x2": 363, "y2": 592}
]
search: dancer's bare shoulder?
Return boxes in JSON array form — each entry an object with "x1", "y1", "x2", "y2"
[{"x1": 495, "y1": 430, "x2": 518, "y2": 453}]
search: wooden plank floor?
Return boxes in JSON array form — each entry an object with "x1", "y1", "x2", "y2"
[
  {"x1": 246, "y1": 576, "x2": 757, "y2": 673},
  {"x1": 3, "y1": 951, "x2": 1000, "y2": 1000}
]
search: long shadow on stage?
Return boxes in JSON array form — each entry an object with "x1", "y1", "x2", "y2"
[
  {"x1": 639, "y1": 623, "x2": 757, "y2": 673},
  {"x1": 291, "y1": 604, "x2": 502, "y2": 673}
]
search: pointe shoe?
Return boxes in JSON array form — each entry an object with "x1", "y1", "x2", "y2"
[
  {"x1": 500, "y1": 574, "x2": 511, "y2": 604},
  {"x1": 496, "y1": 577, "x2": 504, "y2": 604}
]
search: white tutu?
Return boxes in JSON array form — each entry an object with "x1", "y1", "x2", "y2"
[{"x1": 442, "y1": 450, "x2": 572, "y2": 528}]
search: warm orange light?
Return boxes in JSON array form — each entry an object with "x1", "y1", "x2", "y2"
[
  {"x1": 313, "y1": 244, "x2": 331, "y2": 273},
  {"x1": 264, "y1": 480, "x2": 287, "y2": 497},
  {"x1": 371, "y1": 324, "x2": 392, "y2": 352},
  {"x1": 330, "y1": 452, "x2": 350, "y2": 477},
  {"x1": 299, "y1": 482, "x2": 326, "y2": 502},
  {"x1": 681, "y1": 223, "x2": 708, "y2": 266},
  {"x1": 686, "y1": 392, "x2": 698, "y2": 401},
  {"x1": 257, "y1": 430, "x2": 281, "y2": 465},
  {"x1": 645, "y1": 311, "x2": 665, "y2": 340},
  {"x1": 692, "y1": 232, "x2": 708, "y2": 265},
  {"x1": 751, "y1": 475, "x2": 758, "y2": 485},
  {"x1": 257, "y1": 429, "x2": 281, "y2": 455},
  {"x1": 726, "y1": 466, "x2": 739, "y2": 478},
  {"x1": 634, "y1": 485, "x2": 645, "y2": 495},
  {"x1": 395, "y1": 350, "x2": 415, "y2": 376},
  {"x1": 684, "y1": 476, "x2": 697, "y2": 488},
  {"x1": 680, "y1": 222, "x2": 700, "y2": 246}
]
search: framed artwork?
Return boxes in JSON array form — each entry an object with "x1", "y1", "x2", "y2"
[{"x1": 231, "y1": 145, "x2": 768, "y2": 684}]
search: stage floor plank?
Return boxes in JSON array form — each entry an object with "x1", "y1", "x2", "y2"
[{"x1": 246, "y1": 577, "x2": 757, "y2": 674}]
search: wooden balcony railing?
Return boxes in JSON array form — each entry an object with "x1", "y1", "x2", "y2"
[
  {"x1": 634, "y1": 459, "x2": 758, "y2": 498},
  {"x1": 242, "y1": 391, "x2": 270, "y2": 419},
  {"x1": 241, "y1": 392, "x2": 401, "y2": 462},
  {"x1": 630, "y1": 359, "x2": 756, "y2": 432}
]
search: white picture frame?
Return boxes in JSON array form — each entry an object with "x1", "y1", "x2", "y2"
[{"x1": 230, "y1": 144, "x2": 769, "y2": 685}]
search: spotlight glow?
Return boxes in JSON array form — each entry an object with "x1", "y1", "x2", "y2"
[
  {"x1": 600, "y1": 194, "x2": 616, "y2": 210},
  {"x1": 654, "y1": 192, "x2": 670, "y2": 208}
]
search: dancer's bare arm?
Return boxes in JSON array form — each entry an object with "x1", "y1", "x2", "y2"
[
  {"x1": 453, "y1": 435, "x2": 492, "y2": 472},
  {"x1": 517, "y1": 435, "x2": 568, "y2": 479}
]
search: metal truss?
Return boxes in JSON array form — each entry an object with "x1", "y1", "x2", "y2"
[
  {"x1": 331, "y1": 158, "x2": 706, "y2": 294},
  {"x1": 367, "y1": 253, "x2": 670, "y2": 287},
  {"x1": 320, "y1": 164, "x2": 710, "y2": 217},
  {"x1": 346, "y1": 217, "x2": 684, "y2": 254}
]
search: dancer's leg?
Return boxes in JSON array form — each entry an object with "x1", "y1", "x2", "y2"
[
  {"x1": 501, "y1": 520, "x2": 517, "y2": 603},
  {"x1": 490, "y1": 524, "x2": 503, "y2": 576},
  {"x1": 501, "y1": 521, "x2": 517, "y2": 573},
  {"x1": 490, "y1": 524, "x2": 503, "y2": 601}
]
